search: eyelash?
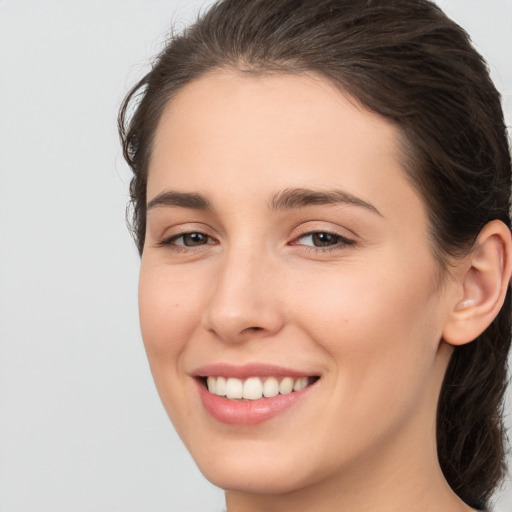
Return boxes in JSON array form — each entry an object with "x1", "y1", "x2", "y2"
[
  {"x1": 293, "y1": 231, "x2": 356, "y2": 253},
  {"x1": 158, "y1": 232, "x2": 217, "y2": 252},
  {"x1": 158, "y1": 230, "x2": 355, "y2": 254}
]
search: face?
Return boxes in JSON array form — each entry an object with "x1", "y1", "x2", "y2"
[{"x1": 140, "y1": 71, "x2": 454, "y2": 496}]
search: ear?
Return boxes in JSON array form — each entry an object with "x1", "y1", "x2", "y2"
[{"x1": 443, "y1": 220, "x2": 512, "y2": 346}]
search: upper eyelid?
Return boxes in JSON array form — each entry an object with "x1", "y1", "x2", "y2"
[
  {"x1": 295, "y1": 227, "x2": 352, "y2": 237},
  {"x1": 157, "y1": 222, "x2": 217, "y2": 239},
  {"x1": 291, "y1": 221, "x2": 358, "y2": 240}
]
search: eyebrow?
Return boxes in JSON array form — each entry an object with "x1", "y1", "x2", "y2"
[
  {"x1": 269, "y1": 188, "x2": 383, "y2": 216},
  {"x1": 147, "y1": 191, "x2": 214, "y2": 211},
  {"x1": 146, "y1": 187, "x2": 382, "y2": 217}
]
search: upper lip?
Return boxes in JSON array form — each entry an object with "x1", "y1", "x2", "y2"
[{"x1": 192, "y1": 363, "x2": 318, "y2": 379}]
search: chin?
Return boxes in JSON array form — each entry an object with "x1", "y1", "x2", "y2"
[
  {"x1": 182, "y1": 435, "x2": 331, "y2": 495},
  {"x1": 200, "y1": 460, "x2": 313, "y2": 495}
]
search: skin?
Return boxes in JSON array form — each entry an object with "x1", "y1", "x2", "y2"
[{"x1": 139, "y1": 71, "x2": 488, "y2": 512}]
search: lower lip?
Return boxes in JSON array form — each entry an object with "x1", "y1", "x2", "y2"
[{"x1": 196, "y1": 379, "x2": 315, "y2": 425}]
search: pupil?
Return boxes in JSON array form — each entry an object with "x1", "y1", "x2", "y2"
[{"x1": 313, "y1": 233, "x2": 337, "y2": 246}]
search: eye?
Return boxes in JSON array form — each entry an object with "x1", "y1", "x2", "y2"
[
  {"x1": 295, "y1": 231, "x2": 355, "y2": 249},
  {"x1": 160, "y1": 231, "x2": 216, "y2": 247}
]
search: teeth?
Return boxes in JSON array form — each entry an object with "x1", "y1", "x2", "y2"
[
  {"x1": 215, "y1": 376, "x2": 227, "y2": 396},
  {"x1": 293, "y1": 377, "x2": 308, "y2": 391},
  {"x1": 205, "y1": 376, "x2": 315, "y2": 400},
  {"x1": 207, "y1": 376, "x2": 216, "y2": 395},
  {"x1": 263, "y1": 377, "x2": 279, "y2": 397},
  {"x1": 279, "y1": 377, "x2": 294, "y2": 395},
  {"x1": 243, "y1": 377, "x2": 263, "y2": 400},
  {"x1": 226, "y1": 377, "x2": 243, "y2": 399}
]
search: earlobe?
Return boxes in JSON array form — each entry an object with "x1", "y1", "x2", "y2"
[{"x1": 443, "y1": 220, "x2": 512, "y2": 346}]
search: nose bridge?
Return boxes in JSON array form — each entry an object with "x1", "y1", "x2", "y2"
[{"x1": 203, "y1": 239, "x2": 284, "y2": 341}]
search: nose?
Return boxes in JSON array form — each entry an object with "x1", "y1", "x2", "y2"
[{"x1": 202, "y1": 247, "x2": 285, "y2": 343}]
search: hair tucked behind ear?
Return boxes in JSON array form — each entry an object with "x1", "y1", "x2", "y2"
[{"x1": 118, "y1": 1, "x2": 512, "y2": 507}]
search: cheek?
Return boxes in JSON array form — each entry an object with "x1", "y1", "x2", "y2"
[
  {"x1": 294, "y1": 258, "x2": 438, "y2": 336},
  {"x1": 138, "y1": 260, "x2": 204, "y2": 365},
  {"x1": 291, "y1": 259, "x2": 443, "y2": 397},
  {"x1": 288, "y1": 268, "x2": 444, "y2": 462},
  {"x1": 137, "y1": 261, "x2": 209, "y2": 432}
]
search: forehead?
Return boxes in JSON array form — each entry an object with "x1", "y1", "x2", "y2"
[{"x1": 148, "y1": 70, "x2": 423, "y2": 224}]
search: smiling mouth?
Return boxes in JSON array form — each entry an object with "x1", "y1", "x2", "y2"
[{"x1": 203, "y1": 375, "x2": 320, "y2": 401}]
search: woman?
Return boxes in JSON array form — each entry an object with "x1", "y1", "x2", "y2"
[{"x1": 118, "y1": 1, "x2": 512, "y2": 510}]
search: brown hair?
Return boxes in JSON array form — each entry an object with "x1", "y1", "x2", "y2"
[{"x1": 118, "y1": 1, "x2": 512, "y2": 508}]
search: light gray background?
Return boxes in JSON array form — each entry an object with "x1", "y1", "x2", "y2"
[{"x1": 0, "y1": 1, "x2": 510, "y2": 511}]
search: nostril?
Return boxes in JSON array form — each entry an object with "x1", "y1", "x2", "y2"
[{"x1": 241, "y1": 326, "x2": 265, "y2": 334}]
